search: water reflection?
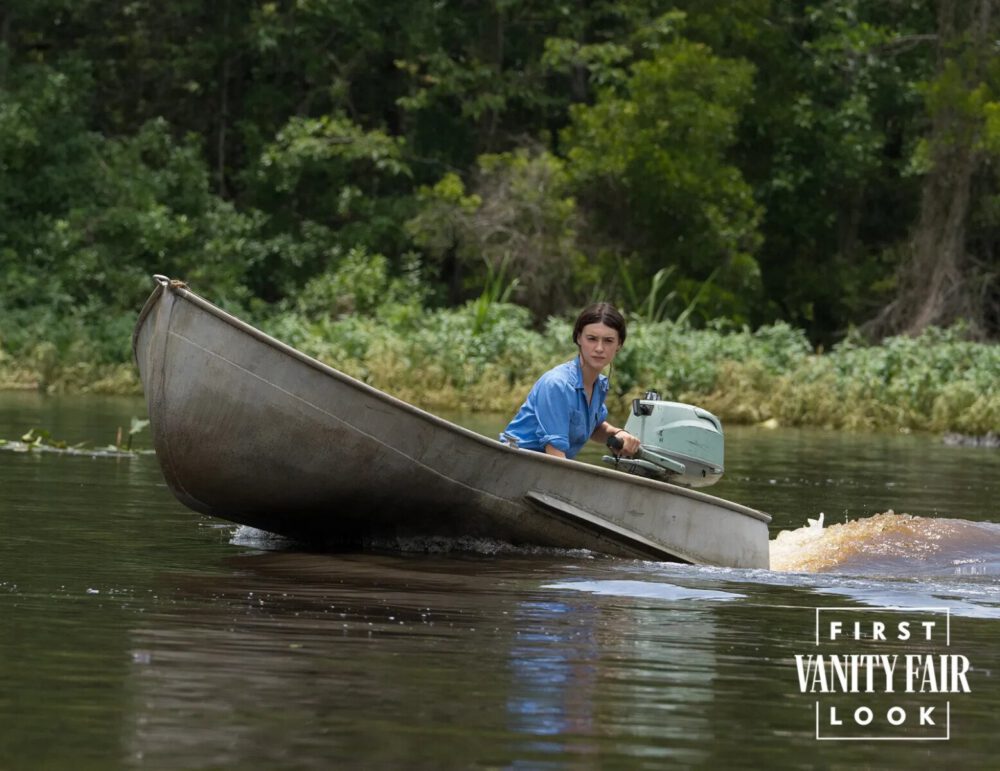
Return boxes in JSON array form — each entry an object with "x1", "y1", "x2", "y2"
[
  {"x1": 513, "y1": 586, "x2": 725, "y2": 765},
  {"x1": 125, "y1": 553, "x2": 516, "y2": 767},
  {"x1": 123, "y1": 553, "x2": 742, "y2": 767},
  {"x1": 4, "y1": 394, "x2": 1000, "y2": 768},
  {"x1": 507, "y1": 599, "x2": 600, "y2": 756}
]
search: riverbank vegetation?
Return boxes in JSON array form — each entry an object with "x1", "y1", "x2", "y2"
[
  {"x1": 2, "y1": 285, "x2": 996, "y2": 434},
  {"x1": 0, "y1": 1, "x2": 997, "y2": 434}
]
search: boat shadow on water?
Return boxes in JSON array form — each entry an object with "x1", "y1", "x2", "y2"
[{"x1": 218, "y1": 509, "x2": 1000, "y2": 621}]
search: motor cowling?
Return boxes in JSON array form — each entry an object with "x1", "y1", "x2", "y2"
[{"x1": 602, "y1": 391, "x2": 724, "y2": 487}]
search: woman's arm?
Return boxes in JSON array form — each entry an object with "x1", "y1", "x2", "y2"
[{"x1": 592, "y1": 421, "x2": 641, "y2": 457}]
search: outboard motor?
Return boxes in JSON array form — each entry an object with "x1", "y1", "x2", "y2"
[{"x1": 602, "y1": 391, "x2": 724, "y2": 488}]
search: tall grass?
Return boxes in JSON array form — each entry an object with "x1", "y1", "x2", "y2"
[
  {"x1": 1, "y1": 297, "x2": 997, "y2": 435},
  {"x1": 261, "y1": 306, "x2": 997, "y2": 434},
  {"x1": 620, "y1": 322, "x2": 999, "y2": 434}
]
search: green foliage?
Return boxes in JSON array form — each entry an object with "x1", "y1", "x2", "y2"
[
  {"x1": 609, "y1": 319, "x2": 813, "y2": 399},
  {"x1": 822, "y1": 326, "x2": 1000, "y2": 431},
  {"x1": 296, "y1": 249, "x2": 425, "y2": 330},
  {"x1": 0, "y1": 112, "x2": 260, "y2": 363},
  {"x1": 408, "y1": 148, "x2": 583, "y2": 317},
  {"x1": 619, "y1": 264, "x2": 721, "y2": 326},
  {"x1": 0, "y1": 60, "x2": 258, "y2": 312},
  {"x1": 469, "y1": 257, "x2": 519, "y2": 335},
  {"x1": 541, "y1": 37, "x2": 633, "y2": 92},
  {"x1": 43, "y1": 119, "x2": 257, "y2": 304},
  {"x1": 252, "y1": 114, "x2": 411, "y2": 201},
  {"x1": 255, "y1": 295, "x2": 1000, "y2": 435},
  {"x1": 294, "y1": 247, "x2": 401, "y2": 319},
  {"x1": 406, "y1": 172, "x2": 484, "y2": 280},
  {"x1": 688, "y1": 325, "x2": 1000, "y2": 434},
  {"x1": 0, "y1": 67, "x2": 262, "y2": 378},
  {"x1": 244, "y1": 114, "x2": 416, "y2": 297},
  {"x1": 563, "y1": 36, "x2": 763, "y2": 322},
  {"x1": 681, "y1": 0, "x2": 935, "y2": 340},
  {"x1": 0, "y1": 0, "x2": 998, "y2": 422}
]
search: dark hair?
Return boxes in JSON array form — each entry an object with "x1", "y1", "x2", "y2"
[{"x1": 572, "y1": 302, "x2": 627, "y2": 346}]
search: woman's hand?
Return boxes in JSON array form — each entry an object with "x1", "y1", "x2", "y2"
[
  {"x1": 598, "y1": 423, "x2": 641, "y2": 458},
  {"x1": 614, "y1": 430, "x2": 641, "y2": 458}
]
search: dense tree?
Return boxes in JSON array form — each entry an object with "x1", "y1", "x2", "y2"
[
  {"x1": 675, "y1": 0, "x2": 938, "y2": 339},
  {"x1": 563, "y1": 30, "x2": 761, "y2": 323},
  {"x1": 0, "y1": 0, "x2": 997, "y2": 360},
  {"x1": 407, "y1": 148, "x2": 582, "y2": 316},
  {"x1": 868, "y1": 0, "x2": 1000, "y2": 338}
]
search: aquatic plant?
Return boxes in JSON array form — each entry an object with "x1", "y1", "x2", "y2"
[{"x1": 0, "y1": 419, "x2": 151, "y2": 457}]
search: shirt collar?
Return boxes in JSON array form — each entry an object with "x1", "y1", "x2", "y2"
[{"x1": 572, "y1": 355, "x2": 609, "y2": 393}]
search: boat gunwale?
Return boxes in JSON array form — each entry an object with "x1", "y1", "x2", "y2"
[{"x1": 134, "y1": 276, "x2": 771, "y2": 526}]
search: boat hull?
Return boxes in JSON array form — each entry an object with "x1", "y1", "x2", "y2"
[{"x1": 133, "y1": 279, "x2": 771, "y2": 568}]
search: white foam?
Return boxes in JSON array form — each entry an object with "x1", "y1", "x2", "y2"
[
  {"x1": 542, "y1": 579, "x2": 744, "y2": 602},
  {"x1": 229, "y1": 525, "x2": 293, "y2": 548}
]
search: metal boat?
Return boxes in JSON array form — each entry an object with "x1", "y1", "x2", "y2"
[{"x1": 133, "y1": 276, "x2": 771, "y2": 567}]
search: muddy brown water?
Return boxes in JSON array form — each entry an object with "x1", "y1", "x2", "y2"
[{"x1": 2, "y1": 392, "x2": 998, "y2": 768}]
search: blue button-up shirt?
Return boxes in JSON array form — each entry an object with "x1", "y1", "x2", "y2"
[{"x1": 502, "y1": 357, "x2": 609, "y2": 458}]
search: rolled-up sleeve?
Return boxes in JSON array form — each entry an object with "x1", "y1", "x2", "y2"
[{"x1": 532, "y1": 377, "x2": 572, "y2": 452}]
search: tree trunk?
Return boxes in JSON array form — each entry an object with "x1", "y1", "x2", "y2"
[
  {"x1": 904, "y1": 141, "x2": 976, "y2": 334},
  {"x1": 867, "y1": 0, "x2": 995, "y2": 339}
]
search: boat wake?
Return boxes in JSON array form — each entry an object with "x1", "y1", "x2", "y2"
[
  {"x1": 769, "y1": 510, "x2": 1000, "y2": 576},
  {"x1": 230, "y1": 525, "x2": 294, "y2": 549},
  {"x1": 233, "y1": 511, "x2": 1000, "y2": 580}
]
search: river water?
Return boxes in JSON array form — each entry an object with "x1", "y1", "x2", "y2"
[{"x1": 1, "y1": 391, "x2": 998, "y2": 769}]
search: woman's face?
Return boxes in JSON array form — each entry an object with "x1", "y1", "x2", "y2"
[{"x1": 577, "y1": 322, "x2": 621, "y2": 373}]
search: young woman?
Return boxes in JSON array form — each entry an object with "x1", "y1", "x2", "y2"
[{"x1": 501, "y1": 303, "x2": 641, "y2": 459}]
